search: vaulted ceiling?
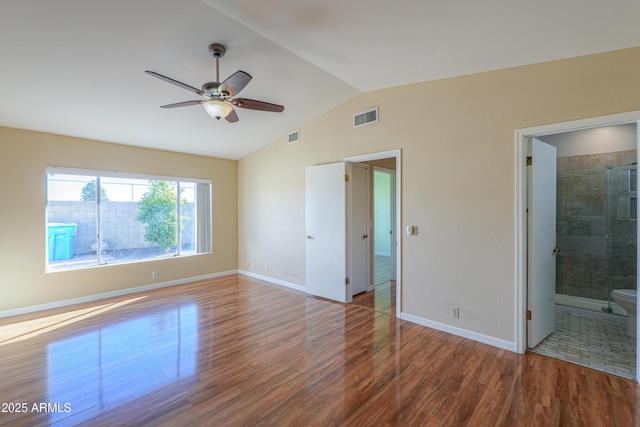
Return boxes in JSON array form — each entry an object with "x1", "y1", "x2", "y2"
[{"x1": 1, "y1": 0, "x2": 639, "y2": 159}]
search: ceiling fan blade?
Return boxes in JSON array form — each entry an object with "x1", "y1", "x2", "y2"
[
  {"x1": 145, "y1": 71, "x2": 205, "y2": 96},
  {"x1": 160, "y1": 100, "x2": 204, "y2": 109},
  {"x1": 218, "y1": 71, "x2": 252, "y2": 98},
  {"x1": 232, "y1": 98, "x2": 284, "y2": 113},
  {"x1": 225, "y1": 108, "x2": 239, "y2": 123}
]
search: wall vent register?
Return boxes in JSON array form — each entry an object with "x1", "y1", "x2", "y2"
[
  {"x1": 353, "y1": 107, "x2": 378, "y2": 128},
  {"x1": 288, "y1": 130, "x2": 300, "y2": 144}
]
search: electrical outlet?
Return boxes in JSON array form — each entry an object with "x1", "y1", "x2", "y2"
[
  {"x1": 264, "y1": 264, "x2": 269, "y2": 272},
  {"x1": 152, "y1": 271, "x2": 158, "y2": 279},
  {"x1": 247, "y1": 262, "x2": 251, "y2": 269},
  {"x1": 450, "y1": 306, "x2": 460, "y2": 318}
]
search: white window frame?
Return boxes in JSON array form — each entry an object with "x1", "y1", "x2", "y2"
[{"x1": 45, "y1": 166, "x2": 212, "y2": 271}]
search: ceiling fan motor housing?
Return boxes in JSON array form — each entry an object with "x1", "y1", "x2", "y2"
[
  {"x1": 145, "y1": 41, "x2": 284, "y2": 123},
  {"x1": 202, "y1": 81, "x2": 223, "y2": 96},
  {"x1": 208, "y1": 43, "x2": 226, "y2": 58}
]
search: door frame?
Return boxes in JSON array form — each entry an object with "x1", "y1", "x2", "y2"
[
  {"x1": 373, "y1": 166, "x2": 397, "y2": 285},
  {"x1": 515, "y1": 111, "x2": 640, "y2": 362},
  {"x1": 345, "y1": 149, "x2": 402, "y2": 318}
]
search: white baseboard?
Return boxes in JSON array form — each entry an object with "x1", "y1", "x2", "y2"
[
  {"x1": 238, "y1": 270, "x2": 305, "y2": 292},
  {"x1": 239, "y1": 272, "x2": 516, "y2": 352},
  {"x1": 555, "y1": 293, "x2": 626, "y2": 316},
  {"x1": 400, "y1": 312, "x2": 517, "y2": 352},
  {"x1": 6, "y1": 268, "x2": 516, "y2": 354},
  {"x1": 0, "y1": 270, "x2": 238, "y2": 319}
]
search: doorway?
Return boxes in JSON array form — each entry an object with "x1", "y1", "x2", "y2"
[
  {"x1": 304, "y1": 149, "x2": 401, "y2": 316},
  {"x1": 351, "y1": 163, "x2": 398, "y2": 316},
  {"x1": 516, "y1": 111, "x2": 640, "y2": 382},
  {"x1": 347, "y1": 150, "x2": 401, "y2": 317},
  {"x1": 373, "y1": 167, "x2": 396, "y2": 286}
]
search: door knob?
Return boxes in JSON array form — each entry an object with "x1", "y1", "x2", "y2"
[
  {"x1": 306, "y1": 235, "x2": 314, "y2": 240},
  {"x1": 362, "y1": 234, "x2": 369, "y2": 239},
  {"x1": 552, "y1": 246, "x2": 560, "y2": 255}
]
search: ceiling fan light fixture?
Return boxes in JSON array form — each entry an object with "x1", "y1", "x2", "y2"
[
  {"x1": 146, "y1": 42, "x2": 284, "y2": 123},
  {"x1": 203, "y1": 99, "x2": 233, "y2": 120}
]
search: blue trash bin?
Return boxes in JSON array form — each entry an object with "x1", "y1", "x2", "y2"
[{"x1": 47, "y1": 223, "x2": 77, "y2": 261}]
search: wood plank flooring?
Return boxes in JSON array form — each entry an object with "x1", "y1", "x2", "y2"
[
  {"x1": 0, "y1": 274, "x2": 638, "y2": 426},
  {"x1": 352, "y1": 280, "x2": 396, "y2": 316}
]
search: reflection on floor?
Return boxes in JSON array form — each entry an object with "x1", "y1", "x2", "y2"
[
  {"x1": 375, "y1": 255, "x2": 393, "y2": 285},
  {"x1": 530, "y1": 306, "x2": 636, "y2": 380},
  {"x1": 352, "y1": 281, "x2": 396, "y2": 316}
]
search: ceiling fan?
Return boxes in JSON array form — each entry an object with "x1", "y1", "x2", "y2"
[{"x1": 145, "y1": 43, "x2": 284, "y2": 123}]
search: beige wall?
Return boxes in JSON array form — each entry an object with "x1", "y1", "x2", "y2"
[
  {"x1": 238, "y1": 47, "x2": 640, "y2": 344},
  {"x1": 0, "y1": 127, "x2": 238, "y2": 311}
]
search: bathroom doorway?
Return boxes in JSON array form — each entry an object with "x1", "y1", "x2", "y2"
[
  {"x1": 539, "y1": 124, "x2": 637, "y2": 315},
  {"x1": 517, "y1": 116, "x2": 639, "y2": 380}
]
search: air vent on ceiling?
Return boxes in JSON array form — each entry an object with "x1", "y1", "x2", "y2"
[
  {"x1": 353, "y1": 107, "x2": 378, "y2": 128},
  {"x1": 288, "y1": 130, "x2": 300, "y2": 144}
]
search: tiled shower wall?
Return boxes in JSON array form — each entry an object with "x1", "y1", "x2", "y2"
[{"x1": 556, "y1": 149, "x2": 637, "y2": 300}]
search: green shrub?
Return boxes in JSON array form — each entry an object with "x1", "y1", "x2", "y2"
[{"x1": 137, "y1": 181, "x2": 186, "y2": 252}]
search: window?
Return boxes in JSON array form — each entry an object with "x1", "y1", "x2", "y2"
[{"x1": 46, "y1": 167, "x2": 211, "y2": 271}]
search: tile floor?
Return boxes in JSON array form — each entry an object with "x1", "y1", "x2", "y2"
[{"x1": 531, "y1": 306, "x2": 636, "y2": 380}]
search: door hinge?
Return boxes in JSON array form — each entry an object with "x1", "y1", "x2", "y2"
[
  {"x1": 526, "y1": 310, "x2": 532, "y2": 320},
  {"x1": 346, "y1": 277, "x2": 350, "y2": 285},
  {"x1": 345, "y1": 174, "x2": 349, "y2": 182},
  {"x1": 526, "y1": 156, "x2": 532, "y2": 166}
]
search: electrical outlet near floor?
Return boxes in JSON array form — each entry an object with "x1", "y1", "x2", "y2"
[
  {"x1": 152, "y1": 271, "x2": 158, "y2": 279},
  {"x1": 450, "y1": 306, "x2": 460, "y2": 318}
]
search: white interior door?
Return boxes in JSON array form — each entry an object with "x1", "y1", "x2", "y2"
[
  {"x1": 305, "y1": 162, "x2": 351, "y2": 302},
  {"x1": 349, "y1": 163, "x2": 369, "y2": 295},
  {"x1": 527, "y1": 137, "x2": 558, "y2": 348}
]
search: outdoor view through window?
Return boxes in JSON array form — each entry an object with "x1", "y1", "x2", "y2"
[{"x1": 46, "y1": 169, "x2": 211, "y2": 271}]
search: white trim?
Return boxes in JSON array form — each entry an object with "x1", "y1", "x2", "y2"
[
  {"x1": 400, "y1": 312, "x2": 516, "y2": 352},
  {"x1": 515, "y1": 110, "x2": 640, "y2": 356},
  {"x1": 345, "y1": 149, "x2": 400, "y2": 163},
  {"x1": 46, "y1": 165, "x2": 212, "y2": 184},
  {"x1": 243, "y1": 269, "x2": 517, "y2": 352},
  {"x1": 517, "y1": 111, "x2": 640, "y2": 137},
  {"x1": 0, "y1": 270, "x2": 237, "y2": 319},
  {"x1": 345, "y1": 149, "x2": 402, "y2": 318},
  {"x1": 238, "y1": 270, "x2": 305, "y2": 292}
]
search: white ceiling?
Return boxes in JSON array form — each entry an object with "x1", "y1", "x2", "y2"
[{"x1": 1, "y1": 0, "x2": 639, "y2": 160}]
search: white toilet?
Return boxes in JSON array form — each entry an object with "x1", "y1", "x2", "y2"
[{"x1": 611, "y1": 289, "x2": 637, "y2": 337}]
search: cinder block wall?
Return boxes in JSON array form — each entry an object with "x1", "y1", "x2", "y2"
[{"x1": 47, "y1": 201, "x2": 195, "y2": 254}]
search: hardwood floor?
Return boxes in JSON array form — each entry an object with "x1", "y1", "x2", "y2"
[
  {"x1": 0, "y1": 274, "x2": 638, "y2": 426},
  {"x1": 374, "y1": 254, "x2": 393, "y2": 285},
  {"x1": 352, "y1": 280, "x2": 396, "y2": 316}
]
